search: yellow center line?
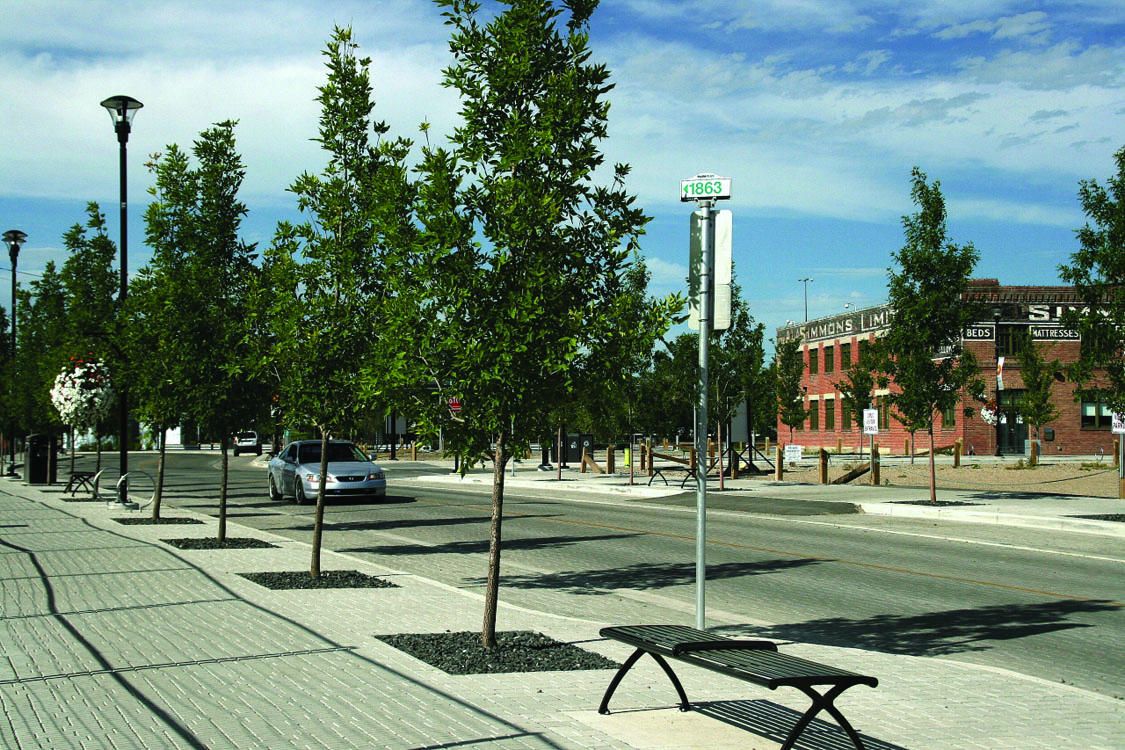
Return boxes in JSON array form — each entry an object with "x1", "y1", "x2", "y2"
[{"x1": 413, "y1": 495, "x2": 1124, "y2": 607}]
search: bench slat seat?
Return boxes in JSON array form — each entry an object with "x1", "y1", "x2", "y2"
[{"x1": 599, "y1": 624, "x2": 877, "y2": 750}]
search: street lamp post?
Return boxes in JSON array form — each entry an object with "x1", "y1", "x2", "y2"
[
  {"x1": 993, "y1": 307, "x2": 1003, "y2": 457},
  {"x1": 798, "y1": 277, "x2": 813, "y2": 322},
  {"x1": 3, "y1": 230, "x2": 26, "y2": 477},
  {"x1": 100, "y1": 95, "x2": 143, "y2": 486}
]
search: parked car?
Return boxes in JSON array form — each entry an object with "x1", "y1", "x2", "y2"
[
  {"x1": 233, "y1": 431, "x2": 262, "y2": 456},
  {"x1": 267, "y1": 439, "x2": 386, "y2": 504}
]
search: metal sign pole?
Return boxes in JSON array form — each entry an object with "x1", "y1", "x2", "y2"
[{"x1": 695, "y1": 199, "x2": 713, "y2": 631}]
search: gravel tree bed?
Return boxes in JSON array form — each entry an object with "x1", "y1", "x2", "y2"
[
  {"x1": 113, "y1": 517, "x2": 204, "y2": 525},
  {"x1": 376, "y1": 630, "x2": 620, "y2": 675},
  {"x1": 239, "y1": 570, "x2": 397, "y2": 590},
  {"x1": 889, "y1": 500, "x2": 982, "y2": 507},
  {"x1": 162, "y1": 537, "x2": 279, "y2": 550},
  {"x1": 1071, "y1": 514, "x2": 1125, "y2": 523}
]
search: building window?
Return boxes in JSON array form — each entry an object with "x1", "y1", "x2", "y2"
[
  {"x1": 997, "y1": 324, "x2": 1029, "y2": 357},
  {"x1": 942, "y1": 404, "x2": 956, "y2": 429},
  {"x1": 824, "y1": 345, "x2": 835, "y2": 373},
  {"x1": 825, "y1": 401, "x2": 836, "y2": 431},
  {"x1": 842, "y1": 402, "x2": 852, "y2": 430},
  {"x1": 809, "y1": 348, "x2": 818, "y2": 375},
  {"x1": 810, "y1": 403, "x2": 820, "y2": 431},
  {"x1": 840, "y1": 343, "x2": 852, "y2": 368},
  {"x1": 1081, "y1": 401, "x2": 1114, "y2": 430}
]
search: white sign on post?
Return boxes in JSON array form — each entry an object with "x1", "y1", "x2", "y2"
[
  {"x1": 680, "y1": 175, "x2": 732, "y2": 202},
  {"x1": 863, "y1": 408, "x2": 879, "y2": 435},
  {"x1": 784, "y1": 445, "x2": 803, "y2": 463},
  {"x1": 1112, "y1": 412, "x2": 1125, "y2": 434},
  {"x1": 688, "y1": 209, "x2": 732, "y2": 331}
]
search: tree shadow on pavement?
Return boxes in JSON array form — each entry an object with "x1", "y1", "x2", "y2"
[
  {"x1": 746, "y1": 599, "x2": 1117, "y2": 657},
  {"x1": 464, "y1": 558, "x2": 823, "y2": 595},
  {"x1": 339, "y1": 531, "x2": 640, "y2": 557}
]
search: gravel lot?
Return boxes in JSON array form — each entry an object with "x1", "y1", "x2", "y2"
[{"x1": 756, "y1": 456, "x2": 1122, "y2": 498}]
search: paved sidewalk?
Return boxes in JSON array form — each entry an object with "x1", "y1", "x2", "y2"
[{"x1": 1, "y1": 476, "x2": 1123, "y2": 749}]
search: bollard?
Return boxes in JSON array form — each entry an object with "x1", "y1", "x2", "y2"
[
  {"x1": 837, "y1": 437, "x2": 843, "y2": 454},
  {"x1": 954, "y1": 438, "x2": 961, "y2": 468},
  {"x1": 1030, "y1": 439, "x2": 1039, "y2": 467},
  {"x1": 764, "y1": 437, "x2": 771, "y2": 457},
  {"x1": 871, "y1": 443, "x2": 880, "y2": 486},
  {"x1": 775, "y1": 446, "x2": 784, "y2": 481},
  {"x1": 904, "y1": 437, "x2": 910, "y2": 455},
  {"x1": 580, "y1": 446, "x2": 588, "y2": 474},
  {"x1": 607, "y1": 446, "x2": 615, "y2": 474},
  {"x1": 819, "y1": 448, "x2": 829, "y2": 484}
]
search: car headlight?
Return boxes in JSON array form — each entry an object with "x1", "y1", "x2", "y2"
[
  {"x1": 305, "y1": 474, "x2": 335, "y2": 483},
  {"x1": 368, "y1": 471, "x2": 384, "y2": 480}
]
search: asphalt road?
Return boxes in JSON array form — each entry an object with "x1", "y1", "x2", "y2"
[{"x1": 89, "y1": 450, "x2": 1125, "y2": 697}]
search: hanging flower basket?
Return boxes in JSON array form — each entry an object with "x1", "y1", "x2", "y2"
[
  {"x1": 50, "y1": 358, "x2": 115, "y2": 430},
  {"x1": 979, "y1": 400, "x2": 1000, "y2": 426}
]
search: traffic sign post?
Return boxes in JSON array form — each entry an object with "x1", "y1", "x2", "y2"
[
  {"x1": 863, "y1": 408, "x2": 879, "y2": 461},
  {"x1": 682, "y1": 172, "x2": 730, "y2": 631},
  {"x1": 1114, "y1": 413, "x2": 1125, "y2": 493}
]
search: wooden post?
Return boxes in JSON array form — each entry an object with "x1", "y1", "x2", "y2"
[
  {"x1": 837, "y1": 437, "x2": 843, "y2": 453},
  {"x1": 819, "y1": 448, "x2": 829, "y2": 484},
  {"x1": 647, "y1": 442, "x2": 654, "y2": 476},
  {"x1": 607, "y1": 446, "x2": 615, "y2": 474},
  {"x1": 775, "y1": 446, "x2": 784, "y2": 481},
  {"x1": 954, "y1": 438, "x2": 961, "y2": 468},
  {"x1": 871, "y1": 443, "x2": 880, "y2": 486},
  {"x1": 580, "y1": 446, "x2": 588, "y2": 474},
  {"x1": 1030, "y1": 439, "x2": 1039, "y2": 467},
  {"x1": 1114, "y1": 437, "x2": 1119, "y2": 467},
  {"x1": 412, "y1": 442, "x2": 417, "y2": 461},
  {"x1": 765, "y1": 437, "x2": 771, "y2": 457},
  {"x1": 904, "y1": 437, "x2": 910, "y2": 455},
  {"x1": 689, "y1": 447, "x2": 696, "y2": 473}
]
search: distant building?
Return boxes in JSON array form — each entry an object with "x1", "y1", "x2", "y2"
[{"x1": 775, "y1": 280, "x2": 1115, "y2": 457}]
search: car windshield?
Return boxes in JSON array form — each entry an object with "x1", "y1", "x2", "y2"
[
  {"x1": 297, "y1": 443, "x2": 367, "y2": 465},
  {"x1": 237, "y1": 432, "x2": 256, "y2": 440}
]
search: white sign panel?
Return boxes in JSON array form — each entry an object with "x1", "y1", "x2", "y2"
[
  {"x1": 688, "y1": 209, "x2": 732, "y2": 331},
  {"x1": 680, "y1": 174, "x2": 731, "y2": 202},
  {"x1": 863, "y1": 408, "x2": 879, "y2": 435},
  {"x1": 1113, "y1": 412, "x2": 1125, "y2": 434},
  {"x1": 784, "y1": 445, "x2": 803, "y2": 463}
]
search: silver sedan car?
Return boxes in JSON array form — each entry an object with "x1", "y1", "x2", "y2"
[{"x1": 267, "y1": 440, "x2": 386, "y2": 504}]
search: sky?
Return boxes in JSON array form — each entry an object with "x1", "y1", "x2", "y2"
[{"x1": 2, "y1": 0, "x2": 1123, "y2": 349}]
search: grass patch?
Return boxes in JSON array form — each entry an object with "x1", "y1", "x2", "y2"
[{"x1": 376, "y1": 630, "x2": 619, "y2": 675}]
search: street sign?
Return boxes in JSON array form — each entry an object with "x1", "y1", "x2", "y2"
[
  {"x1": 680, "y1": 174, "x2": 731, "y2": 202},
  {"x1": 863, "y1": 408, "x2": 879, "y2": 435},
  {"x1": 784, "y1": 445, "x2": 803, "y2": 463},
  {"x1": 1113, "y1": 412, "x2": 1125, "y2": 434},
  {"x1": 688, "y1": 209, "x2": 732, "y2": 331},
  {"x1": 448, "y1": 397, "x2": 462, "y2": 413}
]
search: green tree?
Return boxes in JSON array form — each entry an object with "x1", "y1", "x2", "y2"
[
  {"x1": 1059, "y1": 145, "x2": 1125, "y2": 420},
  {"x1": 12, "y1": 263, "x2": 69, "y2": 440},
  {"x1": 134, "y1": 121, "x2": 264, "y2": 529},
  {"x1": 413, "y1": 0, "x2": 671, "y2": 647},
  {"x1": 834, "y1": 341, "x2": 878, "y2": 455},
  {"x1": 775, "y1": 336, "x2": 808, "y2": 443},
  {"x1": 881, "y1": 168, "x2": 983, "y2": 503},
  {"x1": 1013, "y1": 334, "x2": 1061, "y2": 466},
  {"x1": 263, "y1": 28, "x2": 415, "y2": 574}
]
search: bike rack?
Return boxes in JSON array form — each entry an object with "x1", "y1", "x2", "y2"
[{"x1": 106, "y1": 470, "x2": 156, "y2": 512}]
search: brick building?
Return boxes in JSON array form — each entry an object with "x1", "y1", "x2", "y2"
[{"x1": 775, "y1": 280, "x2": 1116, "y2": 457}]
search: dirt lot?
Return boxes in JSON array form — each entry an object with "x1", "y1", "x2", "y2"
[{"x1": 754, "y1": 456, "x2": 1123, "y2": 498}]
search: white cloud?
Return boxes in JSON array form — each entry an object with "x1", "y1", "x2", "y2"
[{"x1": 934, "y1": 11, "x2": 1051, "y2": 43}]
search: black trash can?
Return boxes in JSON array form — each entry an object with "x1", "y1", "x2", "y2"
[{"x1": 27, "y1": 434, "x2": 58, "y2": 485}]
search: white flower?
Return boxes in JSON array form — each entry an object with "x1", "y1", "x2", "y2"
[
  {"x1": 980, "y1": 406, "x2": 998, "y2": 426},
  {"x1": 50, "y1": 361, "x2": 115, "y2": 429}
]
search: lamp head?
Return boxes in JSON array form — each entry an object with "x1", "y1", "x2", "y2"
[
  {"x1": 3, "y1": 229, "x2": 26, "y2": 264},
  {"x1": 100, "y1": 95, "x2": 143, "y2": 141}
]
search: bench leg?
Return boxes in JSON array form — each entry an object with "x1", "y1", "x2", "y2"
[
  {"x1": 598, "y1": 648, "x2": 691, "y2": 715},
  {"x1": 781, "y1": 684, "x2": 866, "y2": 750}
]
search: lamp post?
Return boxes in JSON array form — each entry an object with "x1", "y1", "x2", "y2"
[
  {"x1": 100, "y1": 95, "x2": 142, "y2": 484},
  {"x1": 993, "y1": 307, "x2": 1003, "y2": 457},
  {"x1": 798, "y1": 277, "x2": 813, "y2": 322},
  {"x1": 3, "y1": 230, "x2": 26, "y2": 477}
]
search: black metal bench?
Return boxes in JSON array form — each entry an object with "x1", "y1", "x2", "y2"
[
  {"x1": 647, "y1": 465, "x2": 693, "y2": 487},
  {"x1": 599, "y1": 624, "x2": 878, "y2": 750},
  {"x1": 64, "y1": 470, "x2": 97, "y2": 496}
]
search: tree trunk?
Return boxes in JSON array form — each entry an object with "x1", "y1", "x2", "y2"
[
  {"x1": 95, "y1": 432, "x2": 102, "y2": 473},
  {"x1": 717, "y1": 419, "x2": 725, "y2": 491},
  {"x1": 218, "y1": 431, "x2": 229, "y2": 542},
  {"x1": 69, "y1": 428, "x2": 76, "y2": 475},
  {"x1": 152, "y1": 426, "x2": 167, "y2": 520},
  {"x1": 928, "y1": 427, "x2": 937, "y2": 505},
  {"x1": 483, "y1": 430, "x2": 508, "y2": 649},
  {"x1": 311, "y1": 428, "x2": 330, "y2": 578},
  {"x1": 556, "y1": 425, "x2": 562, "y2": 481}
]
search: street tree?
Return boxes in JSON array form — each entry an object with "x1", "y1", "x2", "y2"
[
  {"x1": 1059, "y1": 145, "x2": 1125, "y2": 415},
  {"x1": 1013, "y1": 335, "x2": 1061, "y2": 466},
  {"x1": 263, "y1": 27, "x2": 415, "y2": 575},
  {"x1": 881, "y1": 168, "x2": 983, "y2": 503},
  {"x1": 775, "y1": 336, "x2": 808, "y2": 443},
  {"x1": 12, "y1": 263, "x2": 69, "y2": 440},
  {"x1": 834, "y1": 341, "x2": 878, "y2": 456},
  {"x1": 412, "y1": 0, "x2": 673, "y2": 648},
  {"x1": 134, "y1": 121, "x2": 263, "y2": 529}
]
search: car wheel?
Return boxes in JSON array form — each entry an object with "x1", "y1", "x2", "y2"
[
  {"x1": 268, "y1": 475, "x2": 282, "y2": 502},
  {"x1": 293, "y1": 478, "x2": 308, "y2": 505}
]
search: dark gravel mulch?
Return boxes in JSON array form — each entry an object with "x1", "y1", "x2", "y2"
[
  {"x1": 113, "y1": 517, "x2": 205, "y2": 525},
  {"x1": 1071, "y1": 514, "x2": 1125, "y2": 523},
  {"x1": 888, "y1": 500, "x2": 982, "y2": 507},
  {"x1": 162, "y1": 537, "x2": 279, "y2": 550},
  {"x1": 60, "y1": 496, "x2": 103, "y2": 503},
  {"x1": 376, "y1": 630, "x2": 620, "y2": 675},
  {"x1": 239, "y1": 570, "x2": 398, "y2": 590}
]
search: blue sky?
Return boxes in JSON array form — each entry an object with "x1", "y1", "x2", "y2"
[{"x1": 2, "y1": 1, "x2": 1123, "y2": 348}]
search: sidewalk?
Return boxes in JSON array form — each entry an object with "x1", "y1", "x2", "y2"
[{"x1": 1, "y1": 475, "x2": 1122, "y2": 749}]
